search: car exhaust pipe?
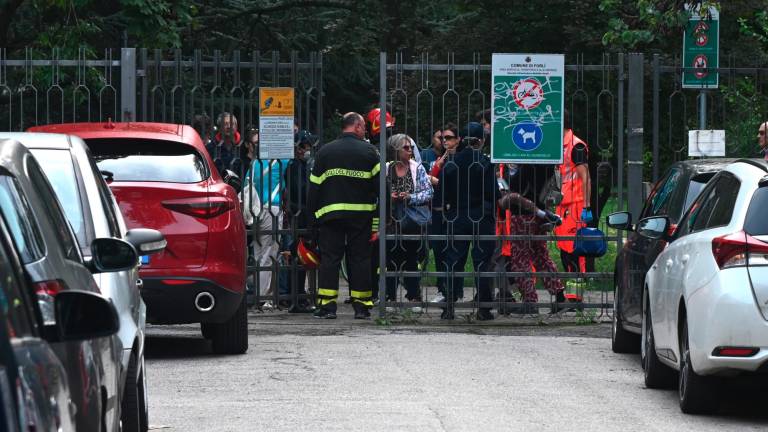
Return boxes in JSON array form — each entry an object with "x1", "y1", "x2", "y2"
[{"x1": 194, "y1": 291, "x2": 215, "y2": 313}]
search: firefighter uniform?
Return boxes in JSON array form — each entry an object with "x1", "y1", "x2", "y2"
[
  {"x1": 308, "y1": 132, "x2": 380, "y2": 314},
  {"x1": 554, "y1": 129, "x2": 589, "y2": 272}
]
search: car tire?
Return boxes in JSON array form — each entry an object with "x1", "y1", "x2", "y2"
[
  {"x1": 211, "y1": 295, "x2": 248, "y2": 355},
  {"x1": 121, "y1": 353, "x2": 148, "y2": 432},
  {"x1": 642, "y1": 293, "x2": 675, "y2": 389},
  {"x1": 612, "y1": 279, "x2": 640, "y2": 353},
  {"x1": 679, "y1": 318, "x2": 718, "y2": 414}
]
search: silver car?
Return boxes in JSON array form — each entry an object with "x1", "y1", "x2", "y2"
[
  {"x1": 0, "y1": 139, "x2": 142, "y2": 431},
  {"x1": 2, "y1": 133, "x2": 165, "y2": 432}
]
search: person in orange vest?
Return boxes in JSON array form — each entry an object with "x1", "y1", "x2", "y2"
[
  {"x1": 554, "y1": 114, "x2": 592, "y2": 273},
  {"x1": 497, "y1": 164, "x2": 565, "y2": 313}
]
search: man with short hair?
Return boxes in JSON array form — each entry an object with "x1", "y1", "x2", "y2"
[
  {"x1": 206, "y1": 112, "x2": 242, "y2": 176},
  {"x1": 758, "y1": 121, "x2": 768, "y2": 160},
  {"x1": 308, "y1": 112, "x2": 380, "y2": 319}
]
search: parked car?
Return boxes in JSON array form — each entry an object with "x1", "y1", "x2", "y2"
[
  {"x1": 639, "y1": 158, "x2": 768, "y2": 413},
  {"x1": 0, "y1": 138, "x2": 137, "y2": 430},
  {"x1": 607, "y1": 159, "x2": 733, "y2": 354},
  {"x1": 3, "y1": 132, "x2": 165, "y2": 431},
  {"x1": 31, "y1": 122, "x2": 249, "y2": 354},
  {"x1": 0, "y1": 205, "x2": 122, "y2": 432}
]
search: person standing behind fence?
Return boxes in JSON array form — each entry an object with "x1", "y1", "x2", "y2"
[
  {"x1": 554, "y1": 114, "x2": 592, "y2": 273},
  {"x1": 426, "y1": 123, "x2": 458, "y2": 304},
  {"x1": 439, "y1": 122, "x2": 497, "y2": 321},
  {"x1": 206, "y1": 112, "x2": 242, "y2": 177},
  {"x1": 758, "y1": 121, "x2": 768, "y2": 160},
  {"x1": 243, "y1": 128, "x2": 289, "y2": 310},
  {"x1": 385, "y1": 134, "x2": 433, "y2": 308},
  {"x1": 308, "y1": 112, "x2": 380, "y2": 319},
  {"x1": 277, "y1": 131, "x2": 316, "y2": 312},
  {"x1": 498, "y1": 163, "x2": 566, "y2": 313}
]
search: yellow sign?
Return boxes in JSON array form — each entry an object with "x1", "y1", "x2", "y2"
[{"x1": 259, "y1": 88, "x2": 295, "y2": 116}]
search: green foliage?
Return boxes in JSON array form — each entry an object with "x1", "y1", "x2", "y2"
[{"x1": 599, "y1": 0, "x2": 713, "y2": 50}]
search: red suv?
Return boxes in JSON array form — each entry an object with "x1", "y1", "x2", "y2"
[{"x1": 30, "y1": 122, "x2": 248, "y2": 354}]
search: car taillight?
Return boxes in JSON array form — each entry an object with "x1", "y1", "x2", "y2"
[
  {"x1": 162, "y1": 196, "x2": 234, "y2": 219},
  {"x1": 712, "y1": 231, "x2": 768, "y2": 269},
  {"x1": 34, "y1": 280, "x2": 64, "y2": 297},
  {"x1": 34, "y1": 280, "x2": 66, "y2": 325}
]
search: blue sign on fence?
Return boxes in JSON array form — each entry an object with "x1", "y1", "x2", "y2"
[{"x1": 511, "y1": 122, "x2": 543, "y2": 151}]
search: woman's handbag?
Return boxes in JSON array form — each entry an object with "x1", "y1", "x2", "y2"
[
  {"x1": 573, "y1": 226, "x2": 608, "y2": 257},
  {"x1": 394, "y1": 201, "x2": 431, "y2": 233}
]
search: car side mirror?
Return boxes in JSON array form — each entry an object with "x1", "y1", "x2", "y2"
[
  {"x1": 223, "y1": 169, "x2": 243, "y2": 194},
  {"x1": 89, "y1": 238, "x2": 138, "y2": 273},
  {"x1": 124, "y1": 228, "x2": 166, "y2": 256},
  {"x1": 55, "y1": 291, "x2": 119, "y2": 341},
  {"x1": 636, "y1": 216, "x2": 670, "y2": 240},
  {"x1": 606, "y1": 211, "x2": 633, "y2": 231}
]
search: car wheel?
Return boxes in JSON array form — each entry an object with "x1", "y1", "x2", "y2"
[
  {"x1": 641, "y1": 293, "x2": 675, "y2": 389},
  {"x1": 121, "y1": 353, "x2": 148, "y2": 432},
  {"x1": 612, "y1": 279, "x2": 640, "y2": 353},
  {"x1": 678, "y1": 318, "x2": 718, "y2": 414},
  {"x1": 211, "y1": 295, "x2": 248, "y2": 355}
]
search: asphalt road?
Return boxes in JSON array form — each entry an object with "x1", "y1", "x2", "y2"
[{"x1": 144, "y1": 307, "x2": 768, "y2": 431}]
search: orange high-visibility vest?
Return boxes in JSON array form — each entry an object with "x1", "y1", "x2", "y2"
[
  {"x1": 555, "y1": 129, "x2": 589, "y2": 253},
  {"x1": 496, "y1": 165, "x2": 513, "y2": 256}
]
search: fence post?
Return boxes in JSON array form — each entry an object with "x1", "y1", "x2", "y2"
[
  {"x1": 652, "y1": 54, "x2": 660, "y2": 183},
  {"x1": 378, "y1": 51, "x2": 387, "y2": 317},
  {"x1": 120, "y1": 48, "x2": 136, "y2": 121},
  {"x1": 627, "y1": 53, "x2": 644, "y2": 221}
]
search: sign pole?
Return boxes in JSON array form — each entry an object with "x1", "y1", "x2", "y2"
[{"x1": 699, "y1": 90, "x2": 707, "y2": 130}]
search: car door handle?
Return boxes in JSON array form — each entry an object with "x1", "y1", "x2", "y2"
[{"x1": 665, "y1": 259, "x2": 674, "y2": 269}]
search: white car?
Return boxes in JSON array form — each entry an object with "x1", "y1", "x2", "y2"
[
  {"x1": 640, "y1": 158, "x2": 768, "y2": 414},
  {"x1": 3, "y1": 132, "x2": 165, "y2": 432}
]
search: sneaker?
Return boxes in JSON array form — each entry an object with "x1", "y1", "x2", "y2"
[
  {"x1": 313, "y1": 308, "x2": 337, "y2": 319},
  {"x1": 354, "y1": 308, "x2": 371, "y2": 320},
  {"x1": 430, "y1": 294, "x2": 446, "y2": 303},
  {"x1": 261, "y1": 300, "x2": 275, "y2": 311},
  {"x1": 476, "y1": 308, "x2": 494, "y2": 321},
  {"x1": 409, "y1": 298, "x2": 423, "y2": 314}
]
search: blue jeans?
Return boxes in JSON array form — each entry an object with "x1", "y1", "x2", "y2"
[
  {"x1": 442, "y1": 217, "x2": 495, "y2": 307},
  {"x1": 429, "y1": 210, "x2": 446, "y2": 294}
]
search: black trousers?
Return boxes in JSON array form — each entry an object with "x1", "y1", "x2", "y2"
[
  {"x1": 317, "y1": 217, "x2": 373, "y2": 312},
  {"x1": 560, "y1": 250, "x2": 595, "y2": 273}
]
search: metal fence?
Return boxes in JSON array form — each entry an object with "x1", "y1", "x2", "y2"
[
  {"x1": 4, "y1": 47, "x2": 768, "y2": 322},
  {"x1": 376, "y1": 52, "x2": 624, "y2": 320}
]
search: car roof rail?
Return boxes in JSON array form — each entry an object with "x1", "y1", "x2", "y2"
[{"x1": 734, "y1": 158, "x2": 768, "y2": 173}]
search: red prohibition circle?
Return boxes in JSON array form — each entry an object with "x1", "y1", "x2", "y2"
[
  {"x1": 693, "y1": 54, "x2": 708, "y2": 79},
  {"x1": 512, "y1": 78, "x2": 544, "y2": 110}
]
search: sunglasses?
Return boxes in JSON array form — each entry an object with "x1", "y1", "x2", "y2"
[{"x1": 442, "y1": 135, "x2": 457, "y2": 141}]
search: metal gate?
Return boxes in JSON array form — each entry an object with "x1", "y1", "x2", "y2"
[
  {"x1": 376, "y1": 52, "x2": 623, "y2": 320},
  {"x1": 0, "y1": 47, "x2": 324, "y2": 313}
]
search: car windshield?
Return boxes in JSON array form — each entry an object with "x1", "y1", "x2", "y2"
[
  {"x1": 28, "y1": 149, "x2": 87, "y2": 247},
  {"x1": 86, "y1": 139, "x2": 208, "y2": 183},
  {"x1": 745, "y1": 186, "x2": 768, "y2": 236}
]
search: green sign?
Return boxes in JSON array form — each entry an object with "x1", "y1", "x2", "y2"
[
  {"x1": 491, "y1": 54, "x2": 564, "y2": 164},
  {"x1": 682, "y1": 5, "x2": 719, "y2": 89}
]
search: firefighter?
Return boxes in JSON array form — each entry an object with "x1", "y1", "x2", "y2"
[
  {"x1": 308, "y1": 112, "x2": 380, "y2": 319},
  {"x1": 554, "y1": 115, "x2": 592, "y2": 273}
]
